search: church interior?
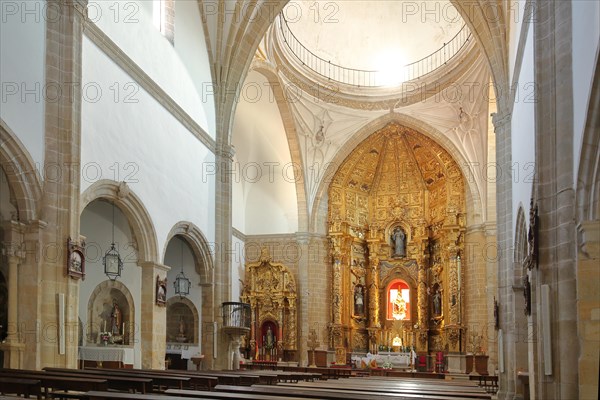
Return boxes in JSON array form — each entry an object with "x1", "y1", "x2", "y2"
[{"x1": 0, "y1": 1, "x2": 598, "y2": 399}]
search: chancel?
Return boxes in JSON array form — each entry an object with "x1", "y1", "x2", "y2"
[{"x1": 0, "y1": 1, "x2": 598, "y2": 399}]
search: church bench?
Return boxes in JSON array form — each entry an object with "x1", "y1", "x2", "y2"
[
  {"x1": 0, "y1": 370, "x2": 108, "y2": 398},
  {"x1": 469, "y1": 375, "x2": 498, "y2": 394},
  {"x1": 277, "y1": 381, "x2": 492, "y2": 399},
  {"x1": 84, "y1": 368, "x2": 192, "y2": 391},
  {"x1": 214, "y1": 384, "x2": 431, "y2": 399},
  {"x1": 42, "y1": 368, "x2": 152, "y2": 394},
  {"x1": 97, "y1": 367, "x2": 219, "y2": 390},
  {"x1": 83, "y1": 391, "x2": 217, "y2": 400},
  {"x1": 219, "y1": 370, "x2": 278, "y2": 385},
  {"x1": 166, "y1": 388, "x2": 307, "y2": 399},
  {"x1": 0, "y1": 377, "x2": 42, "y2": 399}
]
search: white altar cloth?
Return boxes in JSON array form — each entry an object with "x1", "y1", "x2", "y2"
[
  {"x1": 166, "y1": 345, "x2": 201, "y2": 360},
  {"x1": 78, "y1": 346, "x2": 135, "y2": 365},
  {"x1": 352, "y1": 352, "x2": 411, "y2": 369}
]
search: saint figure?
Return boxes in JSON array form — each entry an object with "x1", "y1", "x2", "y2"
[
  {"x1": 111, "y1": 300, "x2": 122, "y2": 335},
  {"x1": 433, "y1": 289, "x2": 441, "y2": 316},
  {"x1": 266, "y1": 326, "x2": 274, "y2": 348},
  {"x1": 391, "y1": 228, "x2": 406, "y2": 257},
  {"x1": 354, "y1": 285, "x2": 364, "y2": 315}
]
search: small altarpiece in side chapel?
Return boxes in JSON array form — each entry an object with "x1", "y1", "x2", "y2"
[{"x1": 240, "y1": 248, "x2": 297, "y2": 362}]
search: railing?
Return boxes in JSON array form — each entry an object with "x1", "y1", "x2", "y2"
[
  {"x1": 277, "y1": 13, "x2": 472, "y2": 87},
  {"x1": 222, "y1": 302, "x2": 251, "y2": 329}
]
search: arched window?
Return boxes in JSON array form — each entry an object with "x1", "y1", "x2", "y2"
[{"x1": 387, "y1": 279, "x2": 411, "y2": 320}]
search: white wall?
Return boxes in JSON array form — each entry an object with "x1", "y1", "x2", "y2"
[
  {"x1": 510, "y1": 21, "x2": 535, "y2": 238},
  {"x1": 79, "y1": 200, "x2": 142, "y2": 368},
  {"x1": 231, "y1": 71, "x2": 299, "y2": 235},
  {"x1": 0, "y1": 0, "x2": 46, "y2": 168},
  {"x1": 87, "y1": 0, "x2": 214, "y2": 136},
  {"x1": 231, "y1": 235, "x2": 245, "y2": 302},
  {"x1": 507, "y1": 0, "x2": 527, "y2": 85},
  {"x1": 572, "y1": 0, "x2": 600, "y2": 179},
  {"x1": 81, "y1": 36, "x2": 216, "y2": 258},
  {"x1": 174, "y1": 0, "x2": 216, "y2": 136}
]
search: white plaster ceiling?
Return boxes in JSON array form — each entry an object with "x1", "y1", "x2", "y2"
[{"x1": 283, "y1": 0, "x2": 464, "y2": 71}]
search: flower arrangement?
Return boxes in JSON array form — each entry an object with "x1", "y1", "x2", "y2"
[{"x1": 100, "y1": 332, "x2": 112, "y2": 345}]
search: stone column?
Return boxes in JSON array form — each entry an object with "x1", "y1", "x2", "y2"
[
  {"x1": 491, "y1": 110, "x2": 513, "y2": 400},
  {"x1": 577, "y1": 220, "x2": 600, "y2": 399},
  {"x1": 534, "y1": 1, "x2": 577, "y2": 398},
  {"x1": 213, "y1": 144, "x2": 235, "y2": 369},
  {"x1": 140, "y1": 262, "x2": 170, "y2": 369},
  {"x1": 37, "y1": 0, "x2": 87, "y2": 369}
]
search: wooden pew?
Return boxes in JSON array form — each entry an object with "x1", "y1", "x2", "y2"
[
  {"x1": 83, "y1": 367, "x2": 192, "y2": 391},
  {"x1": 84, "y1": 391, "x2": 216, "y2": 400},
  {"x1": 42, "y1": 368, "x2": 152, "y2": 394},
  {"x1": 277, "y1": 380, "x2": 492, "y2": 399},
  {"x1": 0, "y1": 377, "x2": 42, "y2": 399},
  {"x1": 166, "y1": 388, "x2": 307, "y2": 399},
  {"x1": 0, "y1": 369, "x2": 107, "y2": 399},
  {"x1": 214, "y1": 384, "x2": 454, "y2": 399},
  {"x1": 88, "y1": 367, "x2": 219, "y2": 390}
]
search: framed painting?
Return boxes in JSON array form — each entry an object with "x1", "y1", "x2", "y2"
[
  {"x1": 156, "y1": 275, "x2": 167, "y2": 306},
  {"x1": 67, "y1": 237, "x2": 85, "y2": 280}
]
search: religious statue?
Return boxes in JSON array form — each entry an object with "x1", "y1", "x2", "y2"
[
  {"x1": 265, "y1": 326, "x2": 275, "y2": 349},
  {"x1": 179, "y1": 316, "x2": 186, "y2": 335},
  {"x1": 111, "y1": 300, "x2": 122, "y2": 335},
  {"x1": 433, "y1": 289, "x2": 442, "y2": 316},
  {"x1": 391, "y1": 227, "x2": 406, "y2": 258},
  {"x1": 392, "y1": 293, "x2": 407, "y2": 320},
  {"x1": 354, "y1": 285, "x2": 364, "y2": 315}
]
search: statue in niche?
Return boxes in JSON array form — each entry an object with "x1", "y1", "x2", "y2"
[
  {"x1": 354, "y1": 285, "x2": 364, "y2": 316},
  {"x1": 391, "y1": 227, "x2": 406, "y2": 258},
  {"x1": 433, "y1": 289, "x2": 442, "y2": 316},
  {"x1": 392, "y1": 293, "x2": 407, "y2": 320},
  {"x1": 110, "y1": 299, "x2": 122, "y2": 335}
]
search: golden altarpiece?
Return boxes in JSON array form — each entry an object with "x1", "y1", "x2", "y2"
[
  {"x1": 240, "y1": 249, "x2": 298, "y2": 361},
  {"x1": 327, "y1": 123, "x2": 467, "y2": 363}
]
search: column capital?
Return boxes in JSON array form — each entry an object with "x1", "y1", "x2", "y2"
[
  {"x1": 491, "y1": 111, "x2": 512, "y2": 132},
  {"x1": 139, "y1": 261, "x2": 171, "y2": 273},
  {"x1": 216, "y1": 144, "x2": 235, "y2": 161}
]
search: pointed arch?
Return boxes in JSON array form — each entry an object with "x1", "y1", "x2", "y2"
[
  {"x1": 310, "y1": 112, "x2": 484, "y2": 232},
  {"x1": 0, "y1": 119, "x2": 42, "y2": 222},
  {"x1": 163, "y1": 221, "x2": 214, "y2": 284},
  {"x1": 80, "y1": 180, "x2": 159, "y2": 264}
]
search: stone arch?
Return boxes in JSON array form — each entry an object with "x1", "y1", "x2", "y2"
[
  {"x1": 166, "y1": 296, "x2": 199, "y2": 344},
  {"x1": 0, "y1": 120, "x2": 42, "y2": 222},
  {"x1": 310, "y1": 112, "x2": 484, "y2": 233},
  {"x1": 80, "y1": 180, "x2": 159, "y2": 264},
  {"x1": 251, "y1": 61, "x2": 309, "y2": 232},
  {"x1": 86, "y1": 280, "x2": 135, "y2": 345},
  {"x1": 163, "y1": 222, "x2": 214, "y2": 284},
  {"x1": 576, "y1": 53, "x2": 600, "y2": 222}
]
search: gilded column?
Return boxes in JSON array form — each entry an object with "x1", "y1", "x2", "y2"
[
  {"x1": 366, "y1": 226, "x2": 381, "y2": 352},
  {"x1": 416, "y1": 239, "x2": 429, "y2": 352}
]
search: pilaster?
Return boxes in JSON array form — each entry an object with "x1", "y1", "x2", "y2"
[{"x1": 140, "y1": 262, "x2": 170, "y2": 369}]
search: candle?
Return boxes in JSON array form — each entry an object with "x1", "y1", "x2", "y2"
[
  {"x1": 122, "y1": 322, "x2": 125, "y2": 335},
  {"x1": 103, "y1": 320, "x2": 106, "y2": 332}
]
